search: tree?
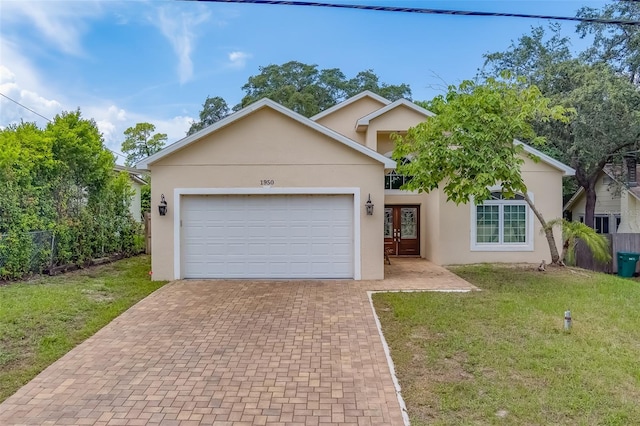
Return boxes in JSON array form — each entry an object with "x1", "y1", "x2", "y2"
[
  {"x1": 577, "y1": 2, "x2": 640, "y2": 84},
  {"x1": 0, "y1": 111, "x2": 143, "y2": 278},
  {"x1": 546, "y1": 218, "x2": 611, "y2": 266},
  {"x1": 483, "y1": 26, "x2": 640, "y2": 229},
  {"x1": 236, "y1": 61, "x2": 411, "y2": 116},
  {"x1": 344, "y1": 69, "x2": 412, "y2": 101},
  {"x1": 47, "y1": 110, "x2": 114, "y2": 202},
  {"x1": 121, "y1": 122, "x2": 167, "y2": 167},
  {"x1": 187, "y1": 96, "x2": 230, "y2": 136},
  {"x1": 393, "y1": 76, "x2": 572, "y2": 264}
]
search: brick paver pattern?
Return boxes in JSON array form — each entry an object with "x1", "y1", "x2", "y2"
[{"x1": 0, "y1": 259, "x2": 475, "y2": 425}]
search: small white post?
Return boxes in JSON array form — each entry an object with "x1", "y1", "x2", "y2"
[{"x1": 564, "y1": 309, "x2": 572, "y2": 331}]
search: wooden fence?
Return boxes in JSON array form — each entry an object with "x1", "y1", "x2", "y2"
[
  {"x1": 144, "y1": 212, "x2": 151, "y2": 254},
  {"x1": 575, "y1": 233, "x2": 640, "y2": 274}
]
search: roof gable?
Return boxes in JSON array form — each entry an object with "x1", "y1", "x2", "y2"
[
  {"x1": 113, "y1": 165, "x2": 147, "y2": 185},
  {"x1": 514, "y1": 140, "x2": 575, "y2": 177},
  {"x1": 310, "y1": 91, "x2": 391, "y2": 121},
  {"x1": 564, "y1": 165, "x2": 640, "y2": 211},
  {"x1": 136, "y1": 98, "x2": 395, "y2": 170},
  {"x1": 356, "y1": 99, "x2": 435, "y2": 131}
]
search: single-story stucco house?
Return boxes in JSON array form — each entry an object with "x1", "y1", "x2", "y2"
[{"x1": 136, "y1": 91, "x2": 574, "y2": 281}]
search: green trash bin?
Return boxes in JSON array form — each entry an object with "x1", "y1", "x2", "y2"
[{"x1": 617, "y1": 252, "x2": 640, "y2": 277}]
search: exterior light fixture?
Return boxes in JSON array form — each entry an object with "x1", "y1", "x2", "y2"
[
  {"x1": 158, "y1": 194, "x2": 168, "y2": 216},
  {"x1": 365, "y1": 194, "x2": 374, "y2": 215}
]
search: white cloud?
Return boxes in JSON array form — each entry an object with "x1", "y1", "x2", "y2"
[
  {"x1": 0, "y1": 64, "x2": 62, "y2": 127},
  {"x1": 0, "y1": 59, "x2": 192, "y2": 164},
  {"x1": 0, "y1": 1, "x2": 102, "y2": 55},
  {"x1": 85, "y1": 103, "x2": 193, "y2": 162},
  {"x1": 228, "y1": 51, "x2": 251, "y2": 69},
  {"x1": 155, "y1": 6, "x2": 211, "y2": 84}
]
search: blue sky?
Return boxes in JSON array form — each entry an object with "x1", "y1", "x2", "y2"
[{"x1": 0, "y1": 0, "x2": 609, "y2": 161}]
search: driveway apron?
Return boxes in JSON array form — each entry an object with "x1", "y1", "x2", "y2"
[{"x1": 0, "y1": 259, "x2": 475, "y2": 425}]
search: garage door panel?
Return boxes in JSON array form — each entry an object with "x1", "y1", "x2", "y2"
[{"x1": 182, "y1": 194, "x2": 354, "y2": 279}]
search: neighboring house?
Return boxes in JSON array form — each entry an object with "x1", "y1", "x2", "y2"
[
  {"x1": 136, "y1": 91, "x2": 574, "y2": 281},
  {"x1": 564, "y1": 162, "x2": 640, "y2": 234},
  {"x1": 114, "y1": 165, "x2": 147, "y2": 222}
]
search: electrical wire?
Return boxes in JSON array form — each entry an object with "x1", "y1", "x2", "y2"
[
  {"x1": 1, "y1": 92, "x2": 52, "y2": 123},
  {"x1": 0, "y1": 91, "x2": 126, "y2": 159},
  {"x1": 188, "y1": 0, "x2": 640, "y2": 26}
]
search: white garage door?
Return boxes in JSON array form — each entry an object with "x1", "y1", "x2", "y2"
[{"x1": 181, "y1": 194, "x2": 354, "y2": 279}]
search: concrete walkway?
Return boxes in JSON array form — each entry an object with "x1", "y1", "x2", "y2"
[{"x1": 0, "y1": 259, "x2": 475, "y2": 425}]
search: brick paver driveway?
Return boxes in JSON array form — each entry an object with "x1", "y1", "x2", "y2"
[{"x1": 0, "y1": 259, "x2": 475, "y2": 425}]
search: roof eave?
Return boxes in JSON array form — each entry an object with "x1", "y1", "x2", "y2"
[
  {"x1": 136, "y1": 98, "x2": 395, "y2": 170},
  {"x1": 354, "y1": 99, "x2": 435, "y2": 131},
  {"x1": 310, "y1": 90, "x2": 391, "y2": 121},
  {"x1": 514, "y1": 140, "x2": 575, "y2": 177}
]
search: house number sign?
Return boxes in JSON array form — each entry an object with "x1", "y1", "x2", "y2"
[{"x1": 260, "y1": 180, "x2": 275, "y2": 186}]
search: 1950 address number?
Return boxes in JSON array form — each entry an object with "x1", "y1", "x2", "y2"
[{"x1": 260, "y1": 180, "x2": 275, "y2": 186}]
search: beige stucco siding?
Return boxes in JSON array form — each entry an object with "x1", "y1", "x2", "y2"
[
  {"x1": 434, "y1": 155, "x2": 565, "y2": 265},
  {"x1": 365, "y1": 106, "x2": 428, "y2": 150},
  {"x1": 150, "y1": 107, "x2": 385, "y2": 281},
  {"x1": 314, "y1": 97, "x2": 386, "y2": 145},
  {"x1": 377, "y1": 133, "x2": 397, "y2": 157},
  {"x1": 156, "y1": 109, "x2": 375, "y2": 167}
]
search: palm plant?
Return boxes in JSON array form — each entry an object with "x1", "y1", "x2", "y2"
[{"x1": 545, "y1": 218, "x2": 611, "y2": 265}]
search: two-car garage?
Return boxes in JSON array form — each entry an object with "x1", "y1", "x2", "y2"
[
  {"x1": 181, "y1": 194, "x2": 355, "y2": 279},
  {"x1": 138, "y1": 98, "x2": 393, "y2": 281}
]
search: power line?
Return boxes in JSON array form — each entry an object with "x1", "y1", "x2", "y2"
[
  {"x1": 1, "y1": 92, "x2": 52, "y2": 123},
  {"x1": 189, "y1": 0, "x2": 640, "y2": 27},
  {"x1": 0, "y1": 91, "x2": 126, "y2": 159}
]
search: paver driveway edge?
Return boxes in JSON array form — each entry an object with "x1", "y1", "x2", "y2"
[{"x1": 367, "y1": 289, "x2": 474, "y2": 426}]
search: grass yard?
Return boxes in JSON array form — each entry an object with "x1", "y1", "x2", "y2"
[
  {"x1": 374, "y1": 265, "x2": 640, "y2": 425},
  {"x1": 0, "y1": 255, "x2": 166, "y2": 403}
]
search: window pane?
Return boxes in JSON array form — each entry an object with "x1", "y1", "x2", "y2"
[
  {"x1": 384, "y1": 208, "x2": 393, "y2": 238},
  {"x1": 594, "y1": 216, "x2": 609, "y2": 234},
  {"x1": 400, "y1": 208, "x2": 418, "y2": 239},
  {"x1": 476, "y1": 205, "x2": 499, "y2": 243},
  {"x1": 504, "y1": 205, "x2": 526, "y2": 243},
  {"x1": 385, "y1": 171, "x2": 413, "y2": 190}
]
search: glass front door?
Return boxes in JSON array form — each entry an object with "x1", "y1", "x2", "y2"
[{"x1": 384, "y1": 205, "x2": 420, "y2": 256}]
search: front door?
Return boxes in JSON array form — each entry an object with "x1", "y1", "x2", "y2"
[{"x1": 384, "y1": 205, "x2": 420, "y2": 256}]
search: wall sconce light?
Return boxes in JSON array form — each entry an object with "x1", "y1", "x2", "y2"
[
  {"x1": 365, "y1": 194, "x2": 374, "y2": 215},
  {"x1": 158, "y1": 194, "x2": 168, "y2": 216}
]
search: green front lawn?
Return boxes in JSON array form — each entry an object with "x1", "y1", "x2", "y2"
[
  {"x1": 0, "y1": 255, "x2": 167, "y2": 403},
  {"x1": 374, "y1": 265, "x2": 640, "y2": 425}
]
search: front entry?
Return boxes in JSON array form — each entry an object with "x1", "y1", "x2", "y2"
[{"x1": 384, "y1": 205, "x2": 420, "y2": 256}]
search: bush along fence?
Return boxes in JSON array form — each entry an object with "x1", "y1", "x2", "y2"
[{"x1": 0, "y1": 219, "x2": 144, "y2": 280}]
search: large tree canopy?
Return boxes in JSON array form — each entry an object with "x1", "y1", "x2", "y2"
[
  {"x1": 483, "y1": 26, "x2": 640, "y2": 229},
  {"x1": 577, "y1": 2, "x2": 640, "y2": 84},
  {"x1": 188, "y1": 61, "x2": 411, "y2": 134},
  {"x1": 187, "y1": 96, "x2": 230, "y2": 136},
  {"x1": 187, "y1": 61, "x2": 411, "y2": 134},
  {"x1": 394, "y1": 76, "x2": 571, "y2": 264},
  {"x1": 121, "y1": 122, "x2": 167, "y2": 167},
  {"x1": 237, "y1": 61, "x2": 411, "y2": 116}
]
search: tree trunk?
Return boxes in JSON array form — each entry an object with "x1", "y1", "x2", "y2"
[
  {"x1": 583, "y1": 182, "x2": 597, "y2": 230},
  {"x1": 522, "y1": 192, "x2": 562, "y2": 265}
]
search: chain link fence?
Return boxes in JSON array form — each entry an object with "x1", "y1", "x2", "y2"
[
  {"x1": 0, "y1": 230, "x2": 54, "y2": 277},
  {"x1": 0, "y1": 225, "x2": 146, "y2": 279}
]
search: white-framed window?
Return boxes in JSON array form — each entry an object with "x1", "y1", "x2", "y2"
[
  {"x1": 384, "y1": 154, "x2": 418, "y2": 194},
  {"x1": 470, "y1": 191, "x2": 534, "y2": 252},
  {"x1": 579, "y1": 215, "x2": 620, "y2": 234},
  {"x1": 385, "y1": 170, "x2": 413, "y2": 190}
]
